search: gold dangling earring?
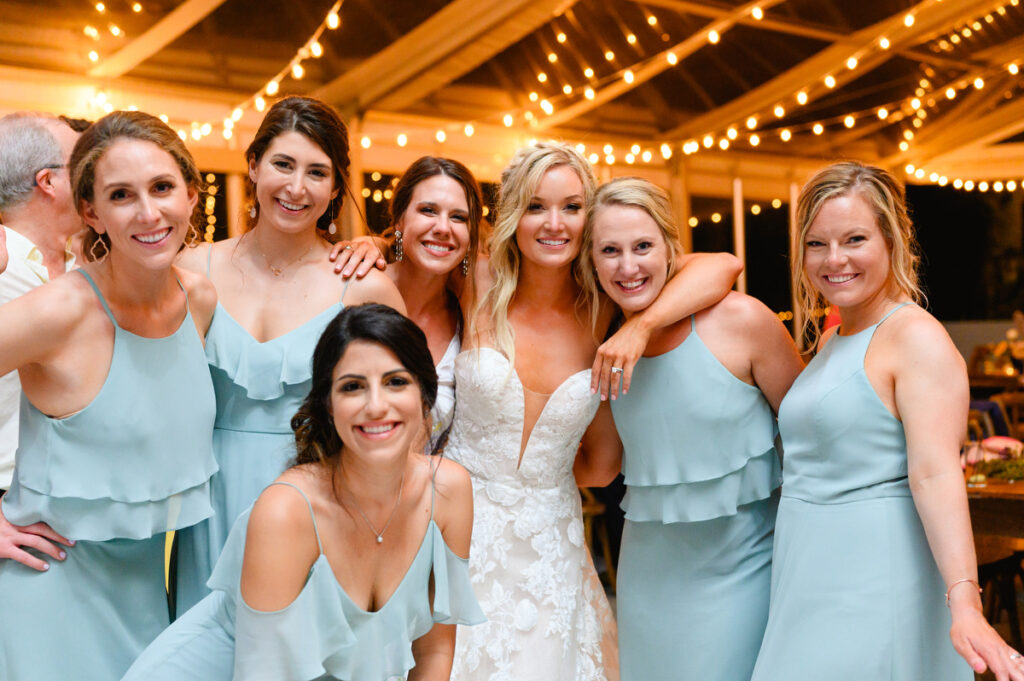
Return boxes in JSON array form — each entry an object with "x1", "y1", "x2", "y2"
[
  {"x1": 394, "y1": 230, "x2": 404, "y2": 261},
  {"x1": 328, "y1": 204, "x2": 338, "y2": 235},
  {"x1": 461, "y1": 256, "x2": 469, "y2": 276},
  {"x1": 89, "y1": 235, "x2": 109, "y2": 262},
  {"x1": 248, "y1": 204, "x2": 257, "y2": 219}
]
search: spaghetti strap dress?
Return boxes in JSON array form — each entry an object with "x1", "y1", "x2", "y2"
[
  {"x1": 750, "y1": 303, "x2": 972, "y2": 680},
  {"x1": 123, "y1": 476, "x2": 485, "y2": 681},
  {"x1": 0, "y1": 269, "x2": 217, "y2": 681},
  {"x1": 611, "y1": 314, "x2": 780, "y2": 681},
  {"x1": 175, "y1": 247, "x2": 350, "y2": 613}
]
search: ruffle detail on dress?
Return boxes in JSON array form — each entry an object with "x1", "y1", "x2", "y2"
[
  {"x1": 621, "y1": 446, "x2": 781, "y2": 523},
  {"x1": 2, "y1": 476, "x2": 214, "y2": 541},
  {"x1": 204, "y1": 303, "x2": 338, "y2": 401},
  {"x1": 430, "y1": 522, "x2": 487, "y2": 625}
]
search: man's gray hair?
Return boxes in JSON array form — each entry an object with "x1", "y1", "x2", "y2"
[{"x1": 0, "y1": 113, "x2": 63, "y2": 212}]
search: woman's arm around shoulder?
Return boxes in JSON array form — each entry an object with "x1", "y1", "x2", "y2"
[
  {"x1": 341, "y1": 267, "x2": 407, "y2": 315},
  {"x1": 239, "y1": 482, "x2": 322, "y2": 612},
  {"x1": 175, "y1": 265, "x2": 217, "y2": 338},
  {"x1": 0, "y1": 271, "x2": 94, "y2": 377},
  {"x1": 592, "y1": 251, "x2": 742, "y2": 400},
  {"x1": 891, "y1": 308, "x2": 1024, "y2": 679}
]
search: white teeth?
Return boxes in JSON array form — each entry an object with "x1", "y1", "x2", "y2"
[
  {"x1": 134, "y1": 228, "x2": 171, "y2": 244},
  {"x1": 361, "y1": 424, "x2": 396, "y2": 434},
  {"x1": 538, "y1": 239, "x2": 568, "y2": 246},
  {"x1": 423, "y1": 243, "x2": 455, "y2": 254},
  {"x1": 618, "y1": 279, "x2": 646, "y2": 290},
  {"x1": 826, "y1": 274, "x2": 856, "y2": 283},
  {"x1": 277, "y1": 199, "x2": 305, "y2": 211}
]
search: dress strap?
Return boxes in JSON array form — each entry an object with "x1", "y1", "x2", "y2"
[
  {"x1": 77, "y1": 270, "x2": 117, "y2": 325},
  {"x1": 429, "y1": 458, "x2": 440, "y2": 523},
  {"x1": 340, "y1": 273, "x2": 353, "y2": 304},
  {"x1": 690, "y1": 314, "x2": 696, "y2": 332},
  {"x1": 266, "y1": 481, "x2": 324, "y2": 554},
  {"x1": 877, "y1": 302, "x2": 912, "y2": 326},
  {"x1": 205, "y1": 243, "x2": 213, "y2": 278}
]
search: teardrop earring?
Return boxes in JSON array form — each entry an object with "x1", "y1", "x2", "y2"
[
  {"x1": 394, "y1": 230, "x2": 404, "y2": 261},
  {"x1": 328, "y1": 205, "x2": 338, "y2": 234},
  {"x1": 248, "y1": 204, "x2": 257, "y2": 219}
]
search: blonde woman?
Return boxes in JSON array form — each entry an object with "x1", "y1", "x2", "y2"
[
  {"x1": 751, "y1": 162, "x2": 1022, "y2": 681},
  {"x1": 579, "y1": 177, "x2": 803, "y2": 681},
  {"x1": 446, "y1": 142, "x2": 741, "y2": 680}
]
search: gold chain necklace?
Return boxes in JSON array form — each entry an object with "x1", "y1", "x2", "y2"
[
  {"x1": 340, "y1": 469, "x2": 407, "y2": 544},
  {"x1": 246, "y1": 231, "x2": 316, "y2": 277}
]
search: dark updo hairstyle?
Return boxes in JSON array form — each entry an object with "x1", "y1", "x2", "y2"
[
  {"x1": 386, "y1": 156, "x2": 484, "y2": 271},
  {"x1": 71, "y1": 110, "x2": 203, "y2": 261},
  {"x1": 291, "y1": 304, "x2": 438, "y2": 466},
  {"x1": 245, "y1": 96, "x2": 350, "y2": 235}
]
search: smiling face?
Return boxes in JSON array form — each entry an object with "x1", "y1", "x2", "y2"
[
  {"x1": 515, "y1": 164, "x2": 586, "y2": 269},
  {"x1": 396, "y1": 174, "x2": 470, "y2": 275},
  {"x1": 591, "y1": 203, "x2": 670, "y2": 315},
  {"x1": 330, "y1": 339, "x2": 424, "y2": 460},
  {"x1": 803, "y1": 192, "x2": 893, "y2": 312},
  {"x1": 81, "y1": 138, "x2": 197, "y2": 267},
  {"x1": 249, "y1": 130, "x2": 338, "y2": 235}
]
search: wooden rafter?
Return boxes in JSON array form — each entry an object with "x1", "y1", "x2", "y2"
[
  {"x1": 314, "y1": 0, "x2": 574, "y2": 113},
  {"x1": 88, "y1": 0, "x2": 228, "y2": 78},
  {"x1": 535, "y1": 0, "x2": 787, "y2": 131},
  {"x1": 661, "y1": 0, "x2": 997, "y2": 141},
  {"x1": 893, "y1": 93, "x2": 1024, "y2": 166}
]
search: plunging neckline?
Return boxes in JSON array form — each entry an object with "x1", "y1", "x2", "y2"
[
  {"x1": 467, "y1": 346, "x2": 591, "y2": 470},
  {"x1": 215, "y1": 300, "x2": 341, "y2": 346}
]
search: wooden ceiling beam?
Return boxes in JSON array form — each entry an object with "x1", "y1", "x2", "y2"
[
  {"x1": 88, "y1": 0, "x2": 228, "y2": 78},
  {"x1": 893, "y1": 95, "x2": 1024, "y2": 166},
  {"x1": 314, "y1": 0, "x2": 574, "y2": 113},
  {"x1": 535, "y1": 0, "x2": 787, "y2": 131},
  {"x1": 661, "y1": 0, "x2": 997, "y2": 141}
]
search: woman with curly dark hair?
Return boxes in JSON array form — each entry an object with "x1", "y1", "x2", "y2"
[{"x1": 124, "y1": 303, "x2": 483, "y2": 681}]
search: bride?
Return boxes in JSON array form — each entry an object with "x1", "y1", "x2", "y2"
[{"x1": 447, "y1": 142, "x2": 740, "y2": 680}]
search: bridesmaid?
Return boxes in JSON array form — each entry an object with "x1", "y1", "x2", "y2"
[
  {"x1": 373, "y1": 156, "x2": 484, "y2": 449},
  {"x1": 174, "y1": 96, "x2": 405, "y2": 613},
  {"x1": 579, "y1": 177, "x2": 803, "y2": 681},
  {"x1": 123, "y1": 303, "x2": 484, "y2": 681},
  {"x1": 751, "y1": 162, "x2": 1023, "y2": 681},
  {"x1": 0, "y1": 111, "x2": 217, "y2": 680}
]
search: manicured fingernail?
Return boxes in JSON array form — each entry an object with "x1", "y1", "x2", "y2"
[
  {"x1": 67, "y1": 539, "x2": 75, "y2": 545},
  {"x1": 59, "y1": 551, "x2": 66, "y2": 559},
  {"x1": 42, "y1": 563, "x2": 49, "y2": 570}
]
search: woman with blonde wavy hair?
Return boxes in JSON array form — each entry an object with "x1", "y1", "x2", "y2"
[
  {"x1": 579, "y1": 177, "x2": 803, "y2": 681},
  {"x1": 445, "y1": 142, "x2": 742, "y2": 680},
  {"x1": 750, "y1": 161, "x2": 1023, "y2": 681}
]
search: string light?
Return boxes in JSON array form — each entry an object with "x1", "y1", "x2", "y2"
[
  {"x1": 435, "y1": 130, "x2": 446, "y2": 142},
  {"x1": 360, "y1": 136, "x2": 371, "y2": 149},
  {"x1": 708, "y1": 30, "x2": 720, "y2": 44},
  {"x1": 326, "y1": 11, "x2": 340, "y2": 29},
  {"x1": 396, "y1": 133, "x2": 407, "y2": 147},
  {"x1": 310, "y1": 41, "x2": 323, "y2": 58},
  {"x1": 846, "y1": 56, "x2": 858, "y2": 70},
  {"x1": 88, "y1": 50, "x2": 99, "y2": 62},
  {"x1": 824, "y1": 75, "x2": 836, "y2": 88},
  {"x1": 291, "y1": 63, "x2": 304, "y2": 79},
  {"x1": 464, "y1": 124, "x2": 474, "y2": 136},
  {"x1": 751, "y1": 7, "x2": 763, "y2": 20},
  {"x1": 667, "y1": 52, "x2": 678, "y2": 65},
  {"x1": 746, "y1": 116, "x2": 758, "y2": 130},
  {"x1": 780, "y1": 128, "x2": 792, "y2": 141},
  {"x1": 265, "y1": 80, "x2": 279, "y2": 95},
  {"x1": 813, "y1": 123, "x2": 824, "y2": 135},
  {"x1": 796, "y1": 91, "x2": 808, "y2": 105},
  {"x1": 844, "y1": 115, "x2": 855, "y2": 128},
  {"x1": 132, "y1": 2, "x2": 142, "y2": 11}
]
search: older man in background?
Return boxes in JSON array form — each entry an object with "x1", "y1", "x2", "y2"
[{"x1": 0, "y1": 114, "x2": 82, "y2": 496}]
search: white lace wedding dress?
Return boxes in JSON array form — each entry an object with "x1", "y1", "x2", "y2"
[{"x1": 447, "y1": 347, "x2": 618, "y2": 681}]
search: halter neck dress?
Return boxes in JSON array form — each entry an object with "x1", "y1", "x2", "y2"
[
  {"x1": 750, "y1": 304, "x2": 972, "y2": 680},
  {"x1": 0, "y1": 269, "x2": 217, "y2": 681},
  {"x1": 123, "y1": 475, "x2": 485, "y2": 681},
  {"x1": 175, "y1": 246, "x2": 349, "y2": 613},
  {"x1": 611, "y1": 314, "x2": 780, "y2": 681}
]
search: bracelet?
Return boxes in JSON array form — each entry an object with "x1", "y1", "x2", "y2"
[{"x1": 945, "y1": 578, "x2": 982, "y2": 607}]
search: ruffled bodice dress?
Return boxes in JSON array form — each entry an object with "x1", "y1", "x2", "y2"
[
  {"x1": 611, "y1": 315, "x2": 779, "y2": 681},
  {"x1": 750, "y1": 304, "x2": 971, "y2": 680},
  {"x1": 175, "y1": 293, "x2": 345, "y2": 613},
  {"x1": 123, "y1": 481, "x2": 484, "y2": 681},
  {"x1": 0, "y1": 270, "x2": 217, "y2": 681},
  {"x1": 446, "y1": 347, "x2": 618, "y2": 681}
]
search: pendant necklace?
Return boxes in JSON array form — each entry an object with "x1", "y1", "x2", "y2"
[
  {"x1": 247, "y1": 231, "x2": 316, "y2": 277},
  {"x1": 343, "y1": 469, "x2": 406, "y2": 544}
]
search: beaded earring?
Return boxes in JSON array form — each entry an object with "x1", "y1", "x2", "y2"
[
  {"x1": 461, "y1": 257, "x2": 469, "y2": 276},
  {"x1": 394, "y1": 230, "x2": 404, "y2": 261}
]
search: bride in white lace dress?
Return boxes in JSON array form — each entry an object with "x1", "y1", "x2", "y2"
[{"x1": 447, "y1": 142, "x2": 741, "y2": 681}]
